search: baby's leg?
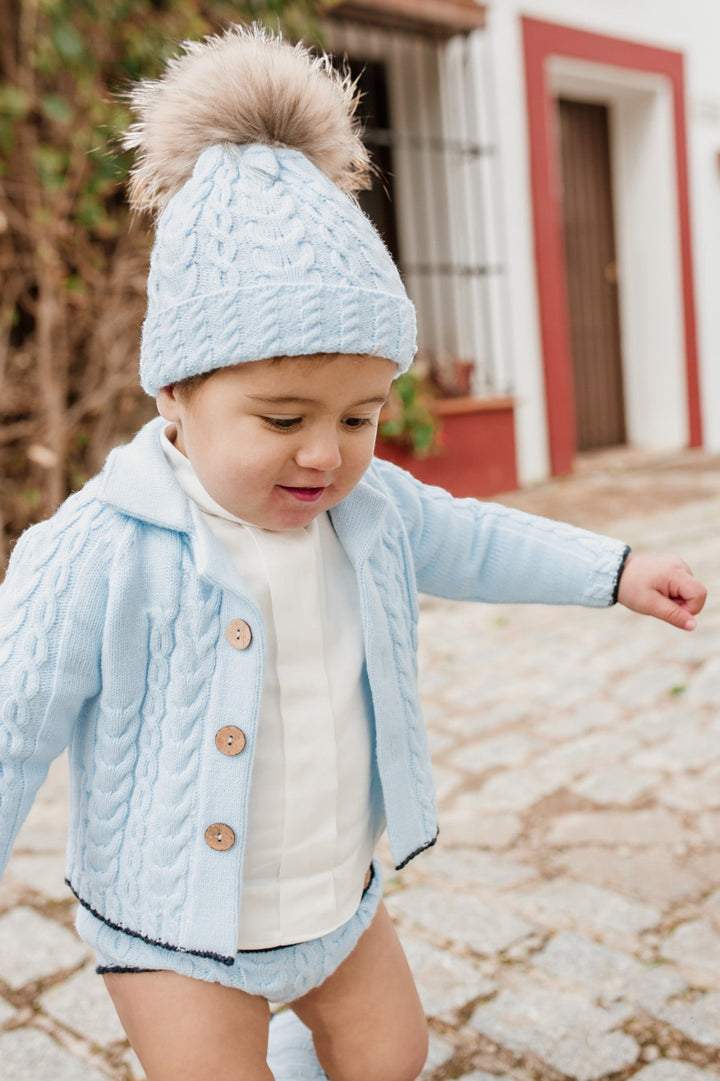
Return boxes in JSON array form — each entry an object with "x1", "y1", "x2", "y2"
[
  {"x1": 291, "y1": 902, "x2": 428, "y2": 1081},
  {"x1": 103, "y1": 970, "x2": 273, "y2": 1081}
]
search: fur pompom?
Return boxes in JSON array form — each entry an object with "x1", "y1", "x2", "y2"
[{"x1": 124, "y1": 24, "x2": 372, "y2": 216}]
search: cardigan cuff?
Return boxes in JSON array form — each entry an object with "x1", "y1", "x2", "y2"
[{"x1": 611, "y1": 545, "x2": 632, "y2": 605}]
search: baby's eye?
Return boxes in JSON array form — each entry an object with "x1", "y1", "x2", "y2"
[
  {"x1": 343, "y1": 416, "x2": 373, "y2": 430},
  {"x1": 262, "y1": 417, "x2": 301, "y2": 431}
]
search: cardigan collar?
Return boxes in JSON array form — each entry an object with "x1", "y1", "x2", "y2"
[{"x1": 95, "y1": 416, "x2": 389, "y2": 568}]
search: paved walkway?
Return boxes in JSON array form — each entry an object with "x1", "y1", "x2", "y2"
[{"x1": 1, "y1": 447, "x2": 719, "y2": 1081}]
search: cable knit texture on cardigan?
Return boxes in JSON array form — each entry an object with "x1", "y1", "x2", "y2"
[{"x1": 0, "y1": 418, "x2": 628, "y2": 963}]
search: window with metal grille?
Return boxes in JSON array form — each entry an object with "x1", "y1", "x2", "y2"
[{"x1": 327, "y1": 21, "x2": 513, "y2": 399}]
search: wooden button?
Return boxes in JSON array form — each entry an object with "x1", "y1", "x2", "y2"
[
  {"x1": 205, "y1": 823, "x2": 235, "y2": 851},
  {"x1": 226, "y1": 619, "x2": 252, "y2": 650},
  {"x1": 215, "y1": 726, "x2": 246, "y2": 756}
]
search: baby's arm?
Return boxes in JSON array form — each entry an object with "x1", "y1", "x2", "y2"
[
  {"x1": 616, "y1": 553, "x2": 707, "y2": 631},
  {"x1": 369, "y1": 459, "x2": 629, "y2": 608},
  {"x1": 0, "y1": 501, "x2": 107, "y2": 879},
  {"x1": 367, "y1": 458, "x2": 707, "y2": 620}
]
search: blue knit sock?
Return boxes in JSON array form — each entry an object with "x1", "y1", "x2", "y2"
[{"x1": 267, "y1": 1010, "x2": 328, "y2": 1080}]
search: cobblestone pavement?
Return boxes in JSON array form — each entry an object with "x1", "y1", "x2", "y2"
[{"x1": 1, "y1": 447, "x2": 719, "y2": 1081}]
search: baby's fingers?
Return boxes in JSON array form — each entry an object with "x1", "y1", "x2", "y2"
[
  {"x1": 654, "y1": 594, "x2": 698, "y2": 631},
  {"x1": 671, "y1": 569, "x2": 707, "y2": 616}
]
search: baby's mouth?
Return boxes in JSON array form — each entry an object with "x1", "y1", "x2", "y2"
[{"x1": 278, "y1": 485, "x2": 326, "y2": 502}]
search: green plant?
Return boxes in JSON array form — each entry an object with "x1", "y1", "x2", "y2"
[
  {"x1": 378, "y1": 369, "x2": 441, "y2": 456},
  {"x1": 0, "y1": 0, "x2": 320, "y2": 567}
]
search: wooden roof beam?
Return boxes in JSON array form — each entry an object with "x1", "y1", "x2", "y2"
[{"x1": 322, "y1": 0, "x2": 487, "y2": 38}]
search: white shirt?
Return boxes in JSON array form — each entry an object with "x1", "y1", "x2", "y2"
[{"x1": 161, "y1": 430, "x2": 380, "y2": 948}]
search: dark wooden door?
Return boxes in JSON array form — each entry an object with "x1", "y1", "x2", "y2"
[{"x1": 558, "y1": 99, "x2": 626, "y2": 450}]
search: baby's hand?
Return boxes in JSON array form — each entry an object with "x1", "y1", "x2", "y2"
[{"x1": 617, "y1": 553, "x2": 707, "y2": 631}]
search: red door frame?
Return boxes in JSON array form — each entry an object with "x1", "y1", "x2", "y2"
[{"x1": 521, "y1": 17, "x2": 702, "y2": 475}]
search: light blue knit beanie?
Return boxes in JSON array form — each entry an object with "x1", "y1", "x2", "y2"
[{"x1": 125, "y1": 25, "x2": 417, "y2": 397}]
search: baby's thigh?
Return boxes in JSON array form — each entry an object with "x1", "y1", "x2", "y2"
[
  {"x1": 291, "y1": 902, "x2": 428, "y2": 1081},
  {"x1": 103, "y1": 970, "x2": 273, "y2": 1081}
]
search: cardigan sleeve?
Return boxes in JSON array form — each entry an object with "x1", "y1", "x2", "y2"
[
  {"x1": 367, "y1": 458, "x2": 630, "y2": 607},
  {"x1": 0, "y1": 492, "x2": 111, "y2": 878}
]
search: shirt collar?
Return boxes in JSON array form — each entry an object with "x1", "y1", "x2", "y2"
[
  {"x1": 160, "y1": 426, "x2": 252, "y2": 526},
  {"x1": 95, "y1": 415, "x2": 389, "y2": 563}
]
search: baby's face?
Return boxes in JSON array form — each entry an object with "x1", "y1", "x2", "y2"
[{"x1": 157, "y1": 353, "x2": 396, "y2": 530}]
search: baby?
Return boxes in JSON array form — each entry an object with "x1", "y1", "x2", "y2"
[{"x1": 0, "y1": 26, "x2": 706, "y2": 1081}]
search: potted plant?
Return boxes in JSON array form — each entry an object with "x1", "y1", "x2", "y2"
[
  {"x1": 378, "y1": 368, "x2": 441, "y2": 457},
  {"x1": 375, "y1": 355, "x2": 518, "y2": 498}
]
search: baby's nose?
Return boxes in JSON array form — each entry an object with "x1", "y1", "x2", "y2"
[{"x1": 296, "y1": 433, "x2": 342, "y2": 470}]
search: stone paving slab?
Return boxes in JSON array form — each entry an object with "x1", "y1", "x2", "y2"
[
  {"x1": 418, "y1": 847, "x2": 537, "y2": 890},
  {"x1": 0, "y1": 994, "x2": 16, "y2": 1026},
  {"x1": 421, "y1": 1032, "x2": 456, "y2": 1077},
  {"x1": 456, "y1": 1074, "x2": 518, "y2": 1081},
  {"x1": 433, "y1": 805, "x2": 523, "y2": 849},
  {"x1": 0, "y1": 1028, "x2": 111, "y2": 1081},
  {"x1": 554, "y1": 846, "x2": 707, "y2": 906},
  {"x1": 698, "y1": 811, "x2": 720, "y2": 845},
  {"x1": 3, "y1": 852, "x2": 71, "y2": 902},
  {"x1": 659, "y1": 991, "x2": 720, "y2": 1049},
  {"x1": 468, "y1": 981, "x2": 640, "y2": 1081},
  {"x1": 631, "y1": 1063, "x2": 720, "y2": 1081},
  {"x1": 569, "y1": 762, "x2": 662, "y2": 805},
  {"x1": 0, "y1": 907, "x2": 89, "y2": 989},
  {"x1": 507, "y1": 879, "x2": 661, "y2": 937},
  {"x1": 660, "y1": 919, "x2": 720, "y2": 989},
  {"x1": 454, "y1": 765, "x2": 569, "y2": 813},
  {"x1": 400, "y1": 934, "x2": 496, "y2": 1017},
  {"x1": 659, "y1": 766, "x2": 720, "y2": 812},
  {"x1": 531, "y1": 930, "x2": 687, "y2": 1014},
  {"x1": 39, "y1": 964, "x2": 127, "y2": 1048},
  {"x1": 386, "y1": 886, "x2": 535, "y2": 956},
  {"x1": 545, "y1": 808, "x2": 693, "y2": 848},
  {"x1": 703, "y1": 889, "x2": 720, "y2": 926}
]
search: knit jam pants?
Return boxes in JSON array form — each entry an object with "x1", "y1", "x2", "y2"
[{"x1": 75, "y1": 860, "x2": 382, "y2": 1002}]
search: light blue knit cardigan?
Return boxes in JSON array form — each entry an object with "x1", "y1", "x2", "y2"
[{"x1": 0, "y1": 418, "x2": 628, "y2": 963}]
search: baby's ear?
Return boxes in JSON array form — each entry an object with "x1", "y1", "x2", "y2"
[{"x1": 156, "y1": 384, "x2": 180, "y2": 420}]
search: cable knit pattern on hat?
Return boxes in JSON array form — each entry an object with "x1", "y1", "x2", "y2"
[
  {"x1": 0, "y1": 420, "x2": 629, "y2": 961},
  {"x1": 140, "y1": 145, "x2": 416, "y2": 394},
  {"x1": 125, "y1": 25, "x2": 417, "y2": 394}
]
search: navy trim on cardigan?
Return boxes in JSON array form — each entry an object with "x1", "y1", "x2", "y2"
[
  {"x1": 395, "y1": 828, "x2": 439, "y2": 870},
  {"x1": 611, "y1": 544, "x2": 632, "y2": 605},
  {"x1": 66, "y1": 879, "x2": 236, "y2": 966},
  {"x1": 72, "y1": 862, "x2": 379, "y2": 962}
]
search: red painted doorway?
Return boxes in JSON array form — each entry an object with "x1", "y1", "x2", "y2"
[{"x1": 521, "y1": 17, "x2": 701, "y2": 475}]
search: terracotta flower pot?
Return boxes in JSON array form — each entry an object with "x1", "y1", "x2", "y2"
[{"x1": 376, "y1": 396, "x2": 518, "y2": 498}]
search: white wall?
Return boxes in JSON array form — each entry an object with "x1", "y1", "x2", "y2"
[
  {"x1": 484, "y1": 0, "x2": 720, "y2": 479},
  {"x1": 481, "y1": 7, "x2": 550, "y2": 482}
]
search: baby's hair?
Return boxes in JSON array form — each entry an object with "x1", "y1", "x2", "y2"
[
  {"x1": 171, "y1": 372, "x2": 214, "y2": 402},
  {"x1": 170, "y1": 353, "x2": 377, "y2": 402},
  {"x1": 124, "y1": 23, "x2": 372, "y2": 217}
]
